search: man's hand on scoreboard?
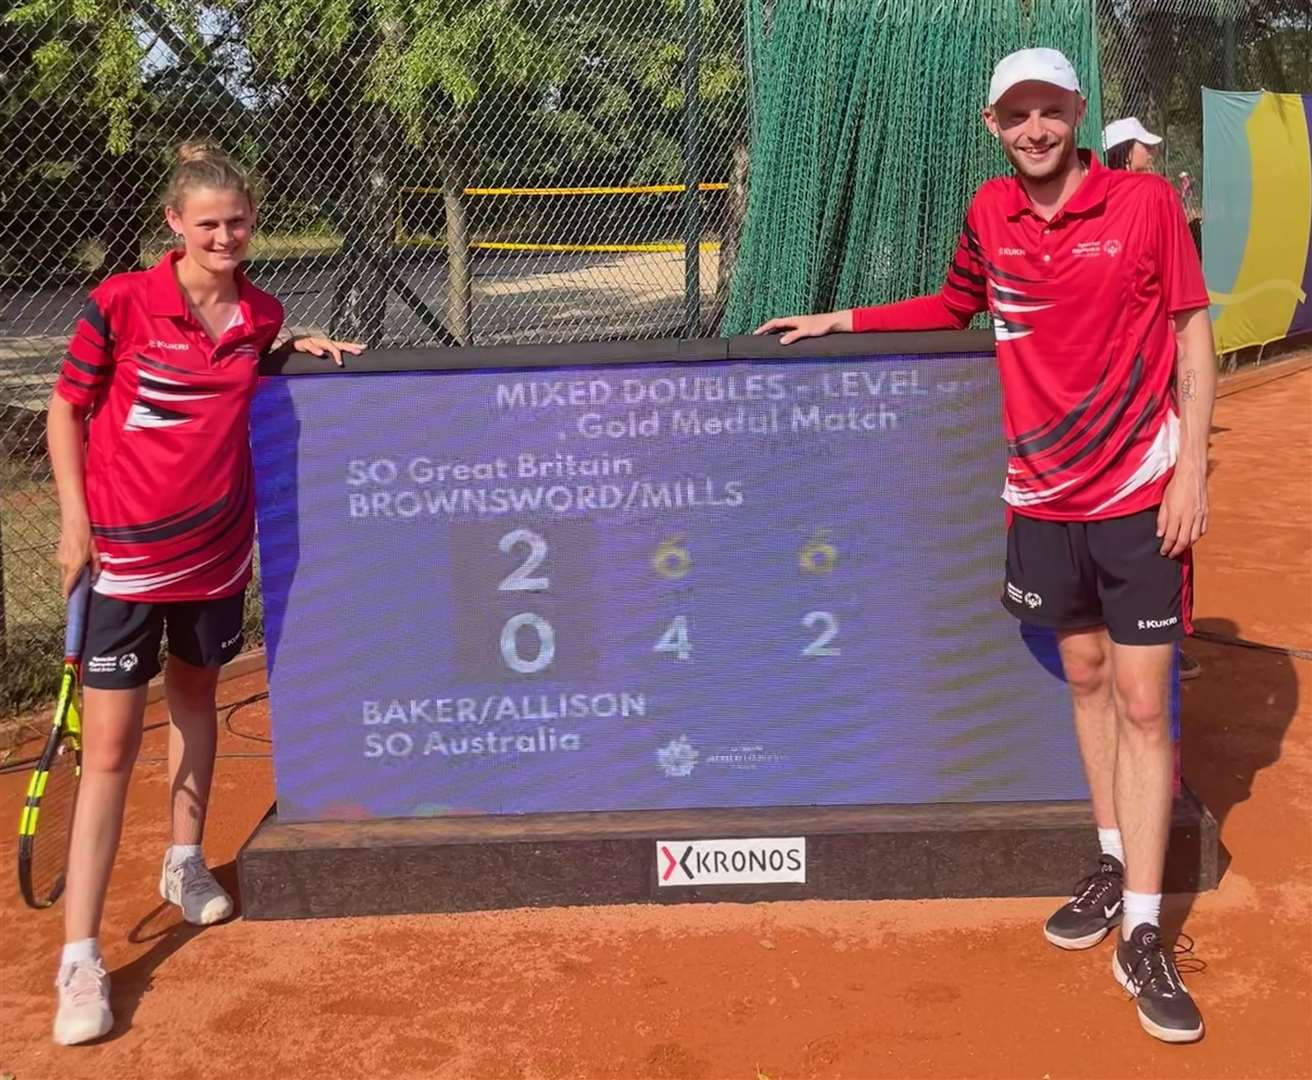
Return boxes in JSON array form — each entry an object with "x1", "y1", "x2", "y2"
[
  {"x1": 753, "y1": 310, "x2": 853, "y2": 345},
  {"x1": 290, "y1": 335, "x2": 367, "y2": 367}
]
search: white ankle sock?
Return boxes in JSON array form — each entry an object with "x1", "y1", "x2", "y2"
[
  {"x1": 1097, "y1": 827, "x2": 1125, "y2": 863},
  {"x1": 60, "y1": 938, "x2": 100, "y2": 972},
  {"x1": 168, "y1": 844, "x2": 203, "y2": 867},
  {"x1": 1122, "y1": 889, "x2": 1161, "y2": 939}
]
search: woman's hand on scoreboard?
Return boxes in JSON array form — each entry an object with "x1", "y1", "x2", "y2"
[
  {"x1": 290, "y1": 335, "x2": 367, "y2": 367},
  {"x1": 753, "y1": 310, "x2": 853, "y2": 345}
]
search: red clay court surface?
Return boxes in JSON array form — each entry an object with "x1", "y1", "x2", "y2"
[{"x1": 2, "y1": 360, "x2": 1310, "y2": 1080}]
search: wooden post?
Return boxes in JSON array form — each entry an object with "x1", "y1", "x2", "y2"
[
  {"x1": 711, "y1": 141, "x2": 749, "y2": 334},
  {"x1": 444, "y1": 178, "x2": 472, "y2": 347}
]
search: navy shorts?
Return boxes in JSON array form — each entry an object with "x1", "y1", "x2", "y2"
[
  {"x1": 1002, "y1": 508, "x2": 1192, "y2": 646},
  {"x1": 82, "y1": 590, "x2": 246, "y2": 689}
]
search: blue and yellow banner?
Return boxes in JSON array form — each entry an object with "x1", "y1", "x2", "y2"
[{"x1": 1203, "y1": 90, "x2": 1312, "y2": 353}]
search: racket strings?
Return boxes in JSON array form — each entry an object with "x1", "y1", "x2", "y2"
[{"x1": 27, "y1": 745, "x2": 80, "y2": 903}]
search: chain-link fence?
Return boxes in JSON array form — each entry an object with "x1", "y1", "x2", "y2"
[
  {"x1": 1097, "y1": 0, "x2": 1308, "y2": 200},
  {"x1": 2, "y1": 0, "x2": 1308, "y2": 715}
]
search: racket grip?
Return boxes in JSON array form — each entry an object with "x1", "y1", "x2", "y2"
[{"x1": 65, "y1": 568, "x2": 92, "y2": 659}]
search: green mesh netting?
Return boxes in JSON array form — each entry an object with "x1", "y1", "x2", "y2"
[{"x1": 722, "y1": 0, "x2": 1103, "y2": 333}]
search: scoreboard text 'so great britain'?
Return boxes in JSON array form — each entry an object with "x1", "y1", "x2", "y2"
[{"x1": 251, "y1": 349, "x2": 1087, "y2": 822}]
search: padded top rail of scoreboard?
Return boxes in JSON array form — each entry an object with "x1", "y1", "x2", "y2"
[{"x1": 262, "y1": 330, "x2": 998, "y2": 376}]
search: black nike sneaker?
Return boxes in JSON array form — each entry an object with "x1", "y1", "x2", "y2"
[
  {"x1": 1043, "y1": 854, "x2": 1124, "y2": 950},
  {"x1": 1114, "y1": 923, "x2": 1205, "y2": 1043}
]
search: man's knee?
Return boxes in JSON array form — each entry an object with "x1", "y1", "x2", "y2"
[
  {"x1": 1059, "y1": 634, "x2": 1112, "y2": 698},
  {"x1": 1116, "y1": 689, "x2": 1171, "y2": 734},
  {"x1": 1110, "y1": 643, "x2": 1175, "y2": 735}
]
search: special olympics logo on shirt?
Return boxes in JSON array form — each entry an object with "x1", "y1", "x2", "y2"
[{"x1": 1102, "y1": 239, "x2": 1123, "y2": 257}]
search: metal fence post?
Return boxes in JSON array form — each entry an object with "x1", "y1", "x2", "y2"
[{"x1": 682, "y1": 0, "x2": 702, "y2": 339}]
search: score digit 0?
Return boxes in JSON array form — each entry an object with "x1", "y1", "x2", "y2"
[{"x1": 501, "y1": 612, "x2": 555, "y2": 674}]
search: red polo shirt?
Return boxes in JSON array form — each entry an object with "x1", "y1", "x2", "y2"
[
  {"x1": 853, "y1": 152, "x2": 1209, "y2": 521},
  {"x1": 55, "y1": 249, "x2": 284, "y2": 601}
]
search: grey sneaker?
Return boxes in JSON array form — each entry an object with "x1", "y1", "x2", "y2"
[
  {"x1": 53, "y1": 957, "x2": 113, "y2": 1045},
  {"x1": 1114, "y1": 923, "x2": 1205, "y2": 1043},
  {"x1": 1043, "y1": 855, "x2": 1124, "y2": 950},
  {"x1": 160, "y1": 852, "x2": 234, "y2": 925}
]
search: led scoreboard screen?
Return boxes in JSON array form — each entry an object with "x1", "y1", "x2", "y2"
[{"x1": 251, "y1": 338, "x2": 1089, "y2": 822}]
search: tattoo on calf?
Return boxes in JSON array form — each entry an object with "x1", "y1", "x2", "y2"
[{"x1": 1181, "y1": 369, "x2": 1197, "y2": 402}]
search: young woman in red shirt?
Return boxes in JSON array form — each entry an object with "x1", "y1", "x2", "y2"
[{"x1": 47, "y1": 143, "x2": 362, "y2": 1045}]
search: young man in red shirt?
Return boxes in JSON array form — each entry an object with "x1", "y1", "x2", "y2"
[{"x1": 758, "y1": 48, "x2": 1214, "y2": 1044}]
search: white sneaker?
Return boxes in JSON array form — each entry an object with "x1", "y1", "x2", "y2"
[
  {"x1": 160, "y1": 852, "x2": 235, "y2": 925},
  {"x1": 53, "y1": 957, "x2": 113, "y2": 1045}
]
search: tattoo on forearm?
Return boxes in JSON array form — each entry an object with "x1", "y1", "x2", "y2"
[{"x1": 1181, "y1": 369, "x2": 1197, "y2": 402}]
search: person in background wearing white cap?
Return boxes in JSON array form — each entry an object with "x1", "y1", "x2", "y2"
[
  {"x1": 1103, "y1": 116, "x2": 1163, "y2": 173},
  {"x1": 757, "y1": 47, "x2": 1214, "y2": 1044}
]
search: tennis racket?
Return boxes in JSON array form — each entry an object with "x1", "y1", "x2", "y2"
[{"x1": 17, "y1": 569, "x2": 91, "y2": 909}]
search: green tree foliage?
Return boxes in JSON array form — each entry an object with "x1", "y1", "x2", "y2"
[{"x1": 1, "y1": 0, "x2": 747, "y2": 319}]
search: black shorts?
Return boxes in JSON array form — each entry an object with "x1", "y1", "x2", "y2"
[
  {"x1": 82, "y1": 590, "x2": 246, "y2": 689},
  {"x1": 1002, "y1": 508, "x2": 1192, "y2": 646}
]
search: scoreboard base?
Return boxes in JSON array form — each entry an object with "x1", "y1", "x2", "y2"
[{"x1": 235, "y1": 789, "x2": 1218, "y2": 920}]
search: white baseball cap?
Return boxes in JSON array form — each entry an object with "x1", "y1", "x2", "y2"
[
  {"x1": 988, "y1": 48, "x2": 1081, "y2": 107},
  {"x1": 1102, "y1": 116, "x2": 1163, "y2": 150}
]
